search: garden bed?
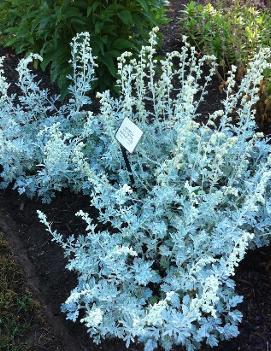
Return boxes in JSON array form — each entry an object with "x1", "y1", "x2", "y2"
[
  {"x1": 1, "y1": 187, "x2": 271, "y2": 351},
  {"x1": 0, "y1": 0, "x2": 271, "y2": 350},
  {"x1": 0, "y1": 228, "x2": 66, "y2": 351}
]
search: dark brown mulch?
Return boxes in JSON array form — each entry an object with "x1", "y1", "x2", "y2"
[
  {"x1": 212, "y1": 247, "x2": 271, "y2": 351},
  {"x1": 0, "y1": 231, "x2": 66, "y2": 351}
]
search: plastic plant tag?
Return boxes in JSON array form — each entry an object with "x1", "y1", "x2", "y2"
[{"x1": 116, "y1": 117, "x2": 143, "y2": 153}]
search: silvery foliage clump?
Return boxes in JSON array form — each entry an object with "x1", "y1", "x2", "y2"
[
  {"x1": 0, "y1": 32, "x2": 107, "y2": 202},
  {"x1": 39, "y1": 29, "x2": 271, "y2": 351}
]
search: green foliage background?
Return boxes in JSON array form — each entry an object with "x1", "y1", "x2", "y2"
[
  {"x1": 181, "y1": 1, "x2": 271, "y2": 127},
  {"x1": 0, "y1": 0, "x2": 166, "y2": 94},
  {"x1": 181, "y1": 1, "x2": 271, "y2": 73}
]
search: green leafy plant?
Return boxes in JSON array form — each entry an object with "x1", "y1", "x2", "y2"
[
  {"x1": 0, "y1": 0, "x2": 167, "y2": 94},
  {"x1": 182, "y1": 1, "x2": 271, "y2": 74},
  {"x1": 181, "y1": 1, "x2": 271, "y2": 129}
]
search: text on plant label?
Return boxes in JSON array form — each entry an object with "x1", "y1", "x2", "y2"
[{"x1": 116, "y1": 117, "x2": 143, "y2": 153}]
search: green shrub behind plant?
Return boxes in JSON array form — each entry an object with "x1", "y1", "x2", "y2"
[
  {"x1": 0, "y1": 0, "x2": 167, "y2": 94},
  {"x1": 182, "y1": 1, "x2": 271, "y2": 73},
  {"x1": 181, "y1": 1, "x2": 271, "y2": 127}
]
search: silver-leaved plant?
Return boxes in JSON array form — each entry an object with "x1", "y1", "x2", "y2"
[
  {"x1": 36, "y1": 29, "x2": 271, "y2": 350},
  {"x1": 0, "y1": 33, "x2": 103, "y2": 202}
]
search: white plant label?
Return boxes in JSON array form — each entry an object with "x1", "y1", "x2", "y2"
[{"x1": 116, "y1": 117, "x2": 143, "y2": 153}]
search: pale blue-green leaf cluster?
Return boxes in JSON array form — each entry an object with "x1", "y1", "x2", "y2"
[
  {"x1": 39, "y1": 31, "x2": 271, "y2": 350},
  {"x1": 0, "y1": 32, "x2": 104, "y2": 202},
  {"x1": 1, "y1": 29, "x2": 271, "y2": 351}
]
